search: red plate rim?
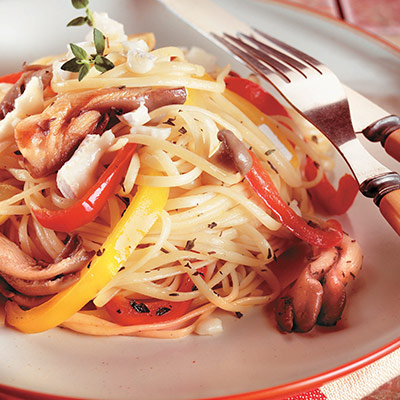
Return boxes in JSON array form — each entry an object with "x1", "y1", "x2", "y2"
[
  {"x1": 1, "y1": 1, "x2": 399, "y2": 399},
  {"x1": 1, "y1": 337, "x2": 399, "y2": 400}
]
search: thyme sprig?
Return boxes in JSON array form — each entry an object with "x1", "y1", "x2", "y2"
[
  {"x1": 61, "y1": 28, "x2": 115, "y2": 81},
  {"x1": 67, "y1": 0, "x2": 94, "y2": 27}
]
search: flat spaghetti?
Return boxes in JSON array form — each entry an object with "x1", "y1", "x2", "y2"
[{"x1": 0, "y1": 9, "x2": 362, "y2": 337}]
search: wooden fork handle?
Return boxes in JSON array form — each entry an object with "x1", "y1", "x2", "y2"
[
  {"x1": 380, "y1": 189, "x2": 400, "y2": 235},
  {"x1": 362, "y1": 115, "x2": 400, "y2": 162}
]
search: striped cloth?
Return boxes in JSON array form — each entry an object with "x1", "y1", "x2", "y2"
[{"x1": 287, "y1": 347, "x2": 400, "y2": 400}]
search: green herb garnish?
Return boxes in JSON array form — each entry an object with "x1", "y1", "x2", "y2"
[
  {"x1": 61, "y1": 28, "x2": 115, "y2": 81},
  {"x1": 67, "y1": 0, "x2": 94, "y2": 27}
]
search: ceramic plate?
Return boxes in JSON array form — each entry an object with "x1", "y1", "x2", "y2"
[{"x1": 0, "y1": 0, "x2": 399, "y2": 399}]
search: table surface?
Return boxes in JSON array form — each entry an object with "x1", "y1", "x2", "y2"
[{"x1": 284, "y1": 1, "x2": 400, "y2": 399}]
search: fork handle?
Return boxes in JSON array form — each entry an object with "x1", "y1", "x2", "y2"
[
  {"x1": 380, "y1": 189, "x2": 400, "y2": 235},
  {"x1": 362, "y1": 115, "x2": 400, "y2": 162}
]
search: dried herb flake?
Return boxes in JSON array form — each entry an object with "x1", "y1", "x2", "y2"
[
  {"x1": 184, "y1": 238, "x2": 196, "y2": 251},
  {"x1": 129, "y1": 300, "x2": 150, "y2": 313},
  {"x1": 156, "y1": 307, "x2": 171, "y2": 316}
]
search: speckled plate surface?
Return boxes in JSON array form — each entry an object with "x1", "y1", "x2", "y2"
[{"x1": 0, "y1": 1, "x2": 399, "y2": 399}]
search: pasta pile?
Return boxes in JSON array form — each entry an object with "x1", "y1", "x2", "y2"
[{"x1": 0, "y1": 11, "x2": 354, "y2": 338}]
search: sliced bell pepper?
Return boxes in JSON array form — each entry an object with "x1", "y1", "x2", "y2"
[
  {"x1": 33, "y1": 143, "x2": 137, "y2": 232},
  {"x1": 104, "y1": 267, "x2": 206, "y2": 326},
  {"x1": 225, "y1": 75, "x2": 289, "y2": 118},
  {"x1": 304, "y1": 157, "x2": 358, "y2": 215},
  {"x1": 0, "y1": 71, "x2": 23, "y2": 84},
  {"x1": 5, "y1": 178, "x2": 169, "y2": 333},
  {"x1": 246, "y1": 151, "x2": 343, "y2": 248}
]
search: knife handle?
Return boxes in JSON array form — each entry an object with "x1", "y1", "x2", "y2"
[
  {"x1": 360, "y1": 172, "x2": 400, "y2": 236},
  {"x1": 362, "y1": 115, "x2": 400, "y2": 163},
  {"x1": 384, "y1": 128, "x2": 400, "y2": 163},
  {"x1": 379, "y1": 189, "x2": 400, "y2": 235}
]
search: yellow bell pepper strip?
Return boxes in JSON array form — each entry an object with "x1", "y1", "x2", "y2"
[{"x1": 5, "y1": 180, "x2": 169, "y2": 333}]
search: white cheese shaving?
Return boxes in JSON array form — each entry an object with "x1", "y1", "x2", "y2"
[
  {"x1": 52, "y1": 60, "x2": 74, "y2": 84},
  {"x1": 185, "y1": 46, "x2": 217, "y2": 73},
  {"x1": 125, "y1": 41, "x2": 156, "y2": 74},
  {"x1": 0, "y1": 77, "x2": 44, "y2": 141},
  {"x1": 87, "y1": 12, "x2": 127, "y2": 42},
  {"x1": 119, "y1": 104, "x2": 171, "y2": 140},
  {"x1": 56, "y1": 130, "x2": 115, "y2": 199},
  {"x1": 195, "y1": 317, "x2": 223, "y2": 336},
  {"x1": 119, "y1": 103, "x2": 150, "y2": 127}
]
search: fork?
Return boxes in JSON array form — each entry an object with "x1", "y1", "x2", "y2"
[{"x1": 212, "y1": 30, "x2": 400, "y2": 235}]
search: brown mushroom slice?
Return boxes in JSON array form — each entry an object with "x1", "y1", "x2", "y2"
[
  {"x1": 2, "y1": 272, "x2": 79, "y2": 296},
  {"x1": 318, "y1": 235, "x2": 363, "y2": 326},
  {"x1": 0, "y1": 276, "x2": 51, "y2": 308},
  {"x1": 0, "y1": 234, "x2": 93, "y2": 281},
  {"x1": 15, "y1": 86, "x2": 187, "y2": 178},
  {"x1": 276, "y1": 246, "x2": 339, "y2": 332},
  {"x1": 212, "y1": 129, "x2": 253, "y2": 175}
]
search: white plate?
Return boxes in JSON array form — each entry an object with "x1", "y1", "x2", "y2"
[{"x1": 0, "y1": 1, "x2": 399, "y2": 399}]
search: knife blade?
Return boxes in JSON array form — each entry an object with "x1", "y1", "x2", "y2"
[
  {"x1": 158, "y1": 0, "x2": 400, "y2": 163},
  {"x1": 344, "y1": 86, "x2": 400, "y2": 162}
]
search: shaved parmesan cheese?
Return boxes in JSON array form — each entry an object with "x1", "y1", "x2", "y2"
[
  {"x1": 185, "y1": 47, "x2": 217, "y2": 73},
  {"x1": 52, "y1": 60, "x2": 74, "y2": 83},
  {"x1": 57, "y1": 130, "x2": 115, "y2": 199},
  {"x1": 123, "y1": 39, "x2": 149, "y2": 53},
  {"x1": 0, "y1": 77, "x2": 44, "y2": 140},
  {"x1": 119, "y1": 103, "x2": 150, "y2": 127},
  {"x1": 88, "y1": 12, "x2": 127, "y2": 42},
  {"x1": 195, "y1": 317, "x2": 223, "y2": 336},
  {"x1": 119, "y1": 103, "x2": 171, "y2": 140},
  {"x1": 127, "y1": 49, "x2": 155, "y2": 74}
]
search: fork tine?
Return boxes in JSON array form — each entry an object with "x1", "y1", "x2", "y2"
[
  {"x1": 222, "y1": 33, "x2": 293, "y2": 82},
  {"x1": 253, "y1": 28, "x2": 323, "y2": 74},
  {"x1": 238, "y1": 33, "x2": 309, "y2": 77},
  {"x1": 211, "y1": 33, "x2": 290, "y2": 83}
]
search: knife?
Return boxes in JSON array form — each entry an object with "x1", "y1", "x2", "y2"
[
  {"x1": 158, "y1": 0, "x2": 400, "y2": 163},
  {"x1": 344, "y1": 86, "x2": 400, "y2": 162}
]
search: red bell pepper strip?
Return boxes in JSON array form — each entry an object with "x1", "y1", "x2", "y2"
[
  {"x1": 245, "y1": 151, "x2": 343, "y2": 248},
  {"x1": 225, "y1": 75, "x2": 289, "y2": 118},
  {"x1": 33, "y1": 143, "x2": 137, "y2": 232},
  {"x1": 304, "y1": 157, "x2": 358, "y2": 215},
  {"x1": 104, "y1": 268, "x2": 206, "y2": 326},
  {"x1": 0, "y1": 71, "x2": 23, "y2": 84}
]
